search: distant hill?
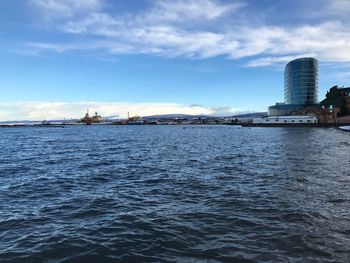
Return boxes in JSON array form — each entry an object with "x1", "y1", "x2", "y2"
[
  {"x1": 0, "y1": 119, "x2": 79, "y2": 124},
  {"x1": 231, "y1": 112, "x2": 267, "y2": 118},
  {"x1": 144, "y1": 114, "x2": 212, "y2": 119},
  {"x1": 145, "y1": 112, "x2": 267, "y2": 119},
  {"x1": 0, "y1": 120, "x2": 42, "y2": 124},
  {"x1": 1, "y1": 112, "x2": 267, "y2": 123}
]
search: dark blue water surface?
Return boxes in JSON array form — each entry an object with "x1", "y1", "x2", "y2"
[{"x1": 1, "y1": 126, "x2": 350, "y2": 262}]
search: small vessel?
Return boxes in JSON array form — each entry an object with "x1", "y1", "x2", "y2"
[
  {"x1": 127, "y1": 114, "x2": 144, "y2": 125},
  {"x1": 80, "y1": 110, "x2": 103, "y2": 125},
  {"x1": 41, "y1": 118, "x2": 51, "y2": 126},
  {"x1": 339, "y1": 126, "x2": 350, "y2": 132},
  {"x1": 128, "y1": 120, "x2": 144, "y2": 125}
]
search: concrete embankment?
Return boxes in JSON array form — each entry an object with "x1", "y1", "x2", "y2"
[{"x1": 241, "y1": 123, "x2": 347, "y2": 128}]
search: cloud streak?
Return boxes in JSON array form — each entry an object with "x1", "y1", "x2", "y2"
[{"x1": 29, "y1": 0, "x2": 103, "y2": 18}]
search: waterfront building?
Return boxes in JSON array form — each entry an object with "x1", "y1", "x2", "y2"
[
  {"x1": 268, "y1": 58, "x2": 320, "y2": 116},
  {"x1": 284, "y1": 57, "x2": 318, "y2": 105},
  {"x1": 320, "y1": 85, "x2": 350, "y2": 123},
  {"x1": 253, "y1": 115, "x2": 318, "y2": 124}
]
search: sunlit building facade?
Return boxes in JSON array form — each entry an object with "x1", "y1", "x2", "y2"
[
  {"x1": 268, "y1": 57, "x2": 319, "y2": 116},
  {"x1": 284, "y1": 58, "x2": 318, "y2": 105}
]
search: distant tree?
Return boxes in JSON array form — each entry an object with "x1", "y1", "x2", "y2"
[{"x1": 339, "y1": 98, "x2": 350, "y2": 116}]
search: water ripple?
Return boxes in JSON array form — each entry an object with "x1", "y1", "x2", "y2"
[{"x1": 0, "y1": 126, "x2": 350, "y2": 262}]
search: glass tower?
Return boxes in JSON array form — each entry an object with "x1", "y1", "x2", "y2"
[{"x1": 284, "y1": 57, "x2": 318, "y2": 105}]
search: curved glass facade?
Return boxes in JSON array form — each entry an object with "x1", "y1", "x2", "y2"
[{"x1": 284, "y1": 57, "x2": 318, "y2": 105}]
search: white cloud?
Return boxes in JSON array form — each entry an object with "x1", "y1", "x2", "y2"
[
  {"x1": 333, "y1": 71, "x2": 350, "y2": 80},
  {"x1": 29, "y1": 0, "x2": 103, "y2": 18},
  {"x1": 244, "y1": 56, "x2": 308, "y2": 67},
  {"x1": 26, "y1": 0, "x2": 350, "y2": 66},
  {"x1": 27, "y1": 42, "x2": 77, "y2": 53},
  {"x1": 234, "y1": 22, "x2": 350, "y2": 65},
  {"x1": 0, "y1": 101, "x2": 242, "y2": 121},
  {"x1": 63, "y1": 13, "x2": 122, "y2": 35},
  {"x1": 27, "y1": 0, "x2": 243, "y2": 58},
  {"x1": 317, "y1": 0, "x2": 350, "y2": 17},
  {"x1": 30, "y1": 20, "x2": 350, "y2": 63},
  {"x1": 146, "y1": 0, "x2": 242, "y2": 22}
]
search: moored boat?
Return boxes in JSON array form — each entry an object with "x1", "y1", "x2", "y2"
[{"x1": 339, "y1": 126, "x2": 350, "y2": 131}]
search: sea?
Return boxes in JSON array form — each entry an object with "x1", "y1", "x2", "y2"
[{"x1": 0, "y1": 125, "x2": 350, "y2": 262}]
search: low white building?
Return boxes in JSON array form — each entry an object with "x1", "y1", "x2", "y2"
[{"x1": 252, "y1": 115, "x2": 318, "y2": 124}]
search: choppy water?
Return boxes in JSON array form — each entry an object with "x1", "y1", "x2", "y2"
[{"x1": 1, "y1": 126, "x2": 350, "y2": 262}]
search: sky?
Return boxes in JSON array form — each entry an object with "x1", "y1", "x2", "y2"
[{"x1": 1, "y1": 0, "x2": 350, "y2": 120}]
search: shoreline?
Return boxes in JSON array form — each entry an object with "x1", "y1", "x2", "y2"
[
  {"x1": 240, "y1": 123, "x2": 348, "y2": 128},
  {"x1": 0, "y1": 123, "x2": 349, "y2": 128}
]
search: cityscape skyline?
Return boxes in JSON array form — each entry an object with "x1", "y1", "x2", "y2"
[{"x1": 1, "y1": 0, "x2": 350, "y2": 120}]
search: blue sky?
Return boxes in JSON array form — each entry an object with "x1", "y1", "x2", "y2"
[{"x1": 1, "y1": 0, "x2": 350, "y2": 120}]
